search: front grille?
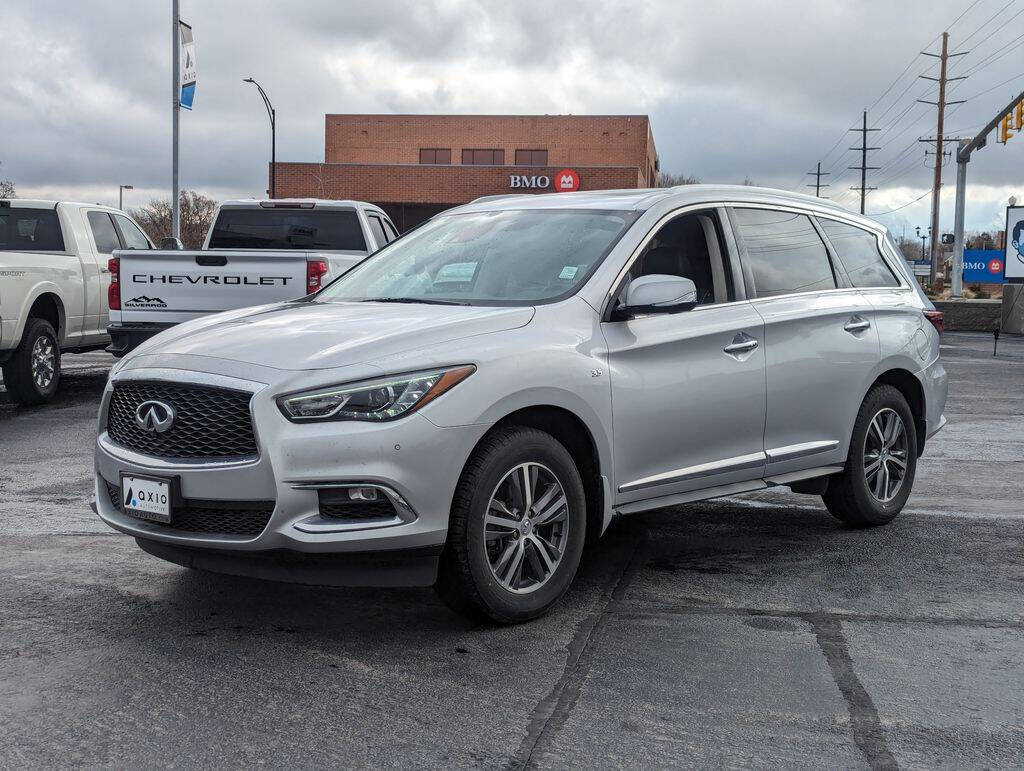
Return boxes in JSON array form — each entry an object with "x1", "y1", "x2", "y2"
[
  {"x1": 319, "y1": 490, "x2": 398, "y2": 521},
  {"x1": 104, "y1": 479, "x2": 274, "y2": 537},
  {"x1": 106, "y1": 381, "x2": 257, "y2": 460}
]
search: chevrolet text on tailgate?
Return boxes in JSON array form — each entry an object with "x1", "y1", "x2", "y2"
[{"x1": 107, "y1": 199, "x2": 398, "y2": 355}]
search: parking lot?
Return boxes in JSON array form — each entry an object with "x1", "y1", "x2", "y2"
[{"x1": 1, "y1": 331, "x2": 1022, "y2": 768}]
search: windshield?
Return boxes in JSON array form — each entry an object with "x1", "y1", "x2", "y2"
[
  {"x1": 315, "y1": 208, "x2": 637, "y2": 306},
  {"x1": 207, "y1": 208, "x2": 367, "y2": 251}
]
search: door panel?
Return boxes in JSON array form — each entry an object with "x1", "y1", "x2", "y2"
[
  {"x1": 753, "y1": 289, "x2": 880, "y2": 475},
  {"x1": 604, "y1": 302, "x2": 767, "y2": 505},
  {"x1": 83, "y1": 210, "x2": 121, "y2": 339}
]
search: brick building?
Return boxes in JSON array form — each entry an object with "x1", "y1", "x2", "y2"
[{"x1": 274, "y1": 114, "x2": 659, "y2": 230}]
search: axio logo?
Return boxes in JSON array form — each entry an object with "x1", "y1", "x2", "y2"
[
  {"x1": 553, "y1": 169, "x2": 580, "y2": 192},
  {"x1": 509, "y1": 175, "x2": 550, "y2": 189}
]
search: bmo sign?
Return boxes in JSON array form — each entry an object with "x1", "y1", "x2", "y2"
[{"x1": 509, "y1": 169, "x2": 580, "y2": 192}]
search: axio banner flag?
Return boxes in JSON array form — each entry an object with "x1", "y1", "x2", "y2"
[
  {"x1": 962, "y1": 250, "x2": 1005, "y2": 284},
  {"x1": 179, "y1": 22, "x2": 196, "y2": 110},
  {"x1": 1006, "y1": 206, "x2": 1024, "y2": 280}
]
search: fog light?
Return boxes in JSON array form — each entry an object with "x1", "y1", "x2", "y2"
[{"x1": 348, "y1": 487, "x2": 379, "y2": 501}]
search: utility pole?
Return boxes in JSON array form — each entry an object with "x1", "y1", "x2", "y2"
[
  {"x1": 952, "y1": 88, "x2": 1024, "y2": 296},
  {"x1": 918, "y1": 32, "x2": 967, "y2": 284},
  {"x1": 806, "y1": 162, "x2": 830, "y2": 198},
  {"x1": 848, "y1": 110, "x2": 879, "y2": 214},
  {"x1": 171, "y1": 0, "x2": 180, "y2": 241}
]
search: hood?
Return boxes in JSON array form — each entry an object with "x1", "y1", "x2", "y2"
[{"x1": 137, "y1": 300, "x2": 536, "y2": 370}]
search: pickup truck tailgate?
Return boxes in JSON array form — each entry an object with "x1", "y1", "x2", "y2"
[{"x1": 116, "y1": 249, "x2": 308, "y2": 322}]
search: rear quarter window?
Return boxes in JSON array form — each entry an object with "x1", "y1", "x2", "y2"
[
  {"x1": 208, "y1": 208, "x2": 367, "y2": 251},
  {"x1": 817, "y1": 218, "x2": 900, "y2": 288},
  {"x1": 0, "y1": 208, "x2": 65, "y2": 252}
]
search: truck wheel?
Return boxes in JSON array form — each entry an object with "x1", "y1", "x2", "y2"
[
  {"x1": 435, "y1": 427, "x2": 586, "y2": 624},
  {"x1": 1, "y1": 318, "x2": 61, "y2": 405},
  {"x1": 822, "y1": 384, "x2": 917, "y2": 527}
]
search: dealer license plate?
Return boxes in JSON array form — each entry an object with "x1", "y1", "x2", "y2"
[{"x1": 120, "y1": 474, "x2": 172, "y2": 523}]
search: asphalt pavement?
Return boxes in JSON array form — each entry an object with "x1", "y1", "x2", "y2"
[{"x1": 1, "y1": 333, "x2": 1022, "y2": 769}]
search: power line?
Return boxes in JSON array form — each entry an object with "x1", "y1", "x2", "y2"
[{"x1": 868, "y1": 190, "x2": 932, "y2": 216}]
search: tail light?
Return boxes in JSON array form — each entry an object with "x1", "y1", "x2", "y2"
[
  {"x1": 107, "y1": 257, "x2": 120, "y2": 311},
  {"x1": 307, "y1": 259, "x2": 328, "y2": 292},
  {"x1": 924, "y1": 310, "x2": 943, "y2": 335}
]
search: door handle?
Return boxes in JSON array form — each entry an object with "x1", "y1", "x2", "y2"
[
  {"x1": 844, "y1": 316, "x2": 871, "y2": 333},
  {"x1": 724, "y1": 333, "x2": 759, "y2": 355}
]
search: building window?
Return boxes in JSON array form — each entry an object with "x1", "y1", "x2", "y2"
[
  {"x1": 461, "y1": 149, "x2": 505, "y2": 165},
  {"x1": 419, "y1": 148, "x2": 451, "y2": 164},
  {"x1": 514, "y1": 149, "x2": 548, "y2": 166}
]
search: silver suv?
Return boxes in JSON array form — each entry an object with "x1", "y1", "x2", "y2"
[{"x1": 93, "y1": 186, "x2": 948, "y2": 623}]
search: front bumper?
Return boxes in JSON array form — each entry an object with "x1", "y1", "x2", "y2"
[{"x1": 94, "y1": 365, "x2": 491, "y2": 585}]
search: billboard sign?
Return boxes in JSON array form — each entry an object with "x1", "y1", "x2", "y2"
[
  {"x1": 962, "y1": 250, "x2": 1005, "y2": 283},
  {"x1": 1006, "y1": 206, "x2": 1024, "y2": 280},
  {"x1": 179, "y1": 22, "x2": 196, "y2": 110}
]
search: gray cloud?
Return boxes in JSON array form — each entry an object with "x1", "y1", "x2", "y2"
[{"x1": 1, "y1": 0, "x2": 1021, "y2": 232}]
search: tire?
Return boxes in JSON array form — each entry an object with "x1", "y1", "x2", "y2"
[
  {"x1": 823, "y1": 384, "x2": 918, "y2": 527},
  {"x1": 1, "y1": 318, "x2": 61, "y2": 406},
  {"x1": 435, "y1": 427, "x2": 587, "y2": 624}
]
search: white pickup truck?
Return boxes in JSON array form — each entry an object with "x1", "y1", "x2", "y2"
[
  {"x1": 0, "y1": 199, "x2": 154, "y2": 404},
  {"x1": 107, "y1": 199, "x2": 397, "y2": 356}
]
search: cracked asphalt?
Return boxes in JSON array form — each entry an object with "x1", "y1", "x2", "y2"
[{"x1": 1, "y1": 333, "x2": 1022, "y2": 769}]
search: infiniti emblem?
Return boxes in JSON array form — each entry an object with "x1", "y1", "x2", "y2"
[{"x1": 134, "y1": 400, "x2": 175, "y2": 434}]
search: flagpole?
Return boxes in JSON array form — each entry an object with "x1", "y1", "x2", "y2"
[{"x1": 171, "y1": 0, "x2": 180, "y2": 241}]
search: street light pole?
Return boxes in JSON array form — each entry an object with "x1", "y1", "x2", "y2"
[
  {"x1": 118, "y1": 184, "x2": 134, "y2": 210},
  {"x1": 244, "y1": 78, "x2": 276, "y2": 198}
]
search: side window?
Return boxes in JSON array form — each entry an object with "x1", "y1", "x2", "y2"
[
  {"x1": 732, "y1": 208, "x2": 836, "y2": 298},
  {"x1": 623, "y1": 210, "x2": 735, "y2": 306},
  {"x1": 817, "y1": 218, "x2": 899, "y2": 288},
  {"x1": 382, "y1": 218, "x2": 399, "y2": 242},
  {"x1": 87, "y1": 211, "x2": 121, "y2": 254},
  {"x1": 0, "y1": 208, "x2": 65, "y2": 251},
  {"x1": 366, "y1": 214, "x2": 388, "y2": 249},
  {"x1": 112, "y1": 214, "x2": 151, "y2": 250}
]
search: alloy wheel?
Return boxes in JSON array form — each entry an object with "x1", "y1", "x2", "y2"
[
  {"x1": 30, "y1": 335, "x2": 56, "y2": 389},
  {"x1": 483, "y1": 462, "x2": 569, "y2": 594},
  {"x1": 863, "y1": 407, "x2": 909, "y2": 503}
]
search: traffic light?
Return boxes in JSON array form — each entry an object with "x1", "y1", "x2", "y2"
[
  {"x1": 1000, "y1": 113, "x2": 1015, "y2": 144},
  {"x1": 1014, "y1": 100, "x2": 1024, "y2": 132}
]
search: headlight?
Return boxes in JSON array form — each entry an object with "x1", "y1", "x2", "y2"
[{"x1": 277, "y1": 365, "x2": 476, "y2": 422}]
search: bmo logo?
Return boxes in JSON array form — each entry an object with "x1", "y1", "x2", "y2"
[
  {"x1": 509, "y1": 174, "x2": 550, "y2": 189},
  {"x1": 989, "y1": 258, "x2": 1003, "y2": 274},
  {"x1": 553, "y1": 169, "x2": 579, "y2": 192},
  {"x1": 508, "y1": 168, "x2": 580, "y2": 192}
]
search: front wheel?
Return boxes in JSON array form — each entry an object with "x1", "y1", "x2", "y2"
[
  {"x1": 435, "y1": 427, "x2": 587, "y2": 624},
  {"x1": 823, "y1": 384, "x2": 918, "y2": 527}
]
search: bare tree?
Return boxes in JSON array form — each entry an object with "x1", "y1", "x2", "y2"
[
  {"x1": 740, "y1": 177, "x2": 758, "y2": 186},
  {"x1": 657, "y1": 172, "x2": 701, "y2": 188},
  {"x1": 129, "y1": 190, "x2": 218, "y2": 249},
  {"x1": 0, "y1": 162, "x2": 15, "y2": 198}
]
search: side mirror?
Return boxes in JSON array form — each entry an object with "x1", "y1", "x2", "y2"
[
  {"x1": 160, "y1": 236, "x2": 184, "y2": 250},
  {"x1": 615, "y1": 274, "x2": 698, "y2": 318}
]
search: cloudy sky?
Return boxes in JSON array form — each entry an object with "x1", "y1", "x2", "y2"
[{"x1": 3, "y1": 0, "x2": 1022, "y2": 233}]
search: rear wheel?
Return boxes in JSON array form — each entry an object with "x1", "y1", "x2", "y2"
[
  {"x1": 436, "y1": 427, "x2": 586, "y2": 624},
  {"x1": 1, "y1": 318, "x2": 61, "y2": 405},
  {"x1": 823, "y1": 384, "x2": 917, "y2": 527}
]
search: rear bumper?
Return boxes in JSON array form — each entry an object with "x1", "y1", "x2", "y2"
[{"x1": 106, "y1": 322, "x2": 176, "y2": 357}]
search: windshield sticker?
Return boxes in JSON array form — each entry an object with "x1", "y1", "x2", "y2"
[{"x1": 559, "y1": 265, "x2": 578, "y2": 280}]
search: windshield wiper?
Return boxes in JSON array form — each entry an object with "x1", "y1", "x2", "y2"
[{"x1": 362, "y1": 297, "x2": 469, "y2": 306}]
